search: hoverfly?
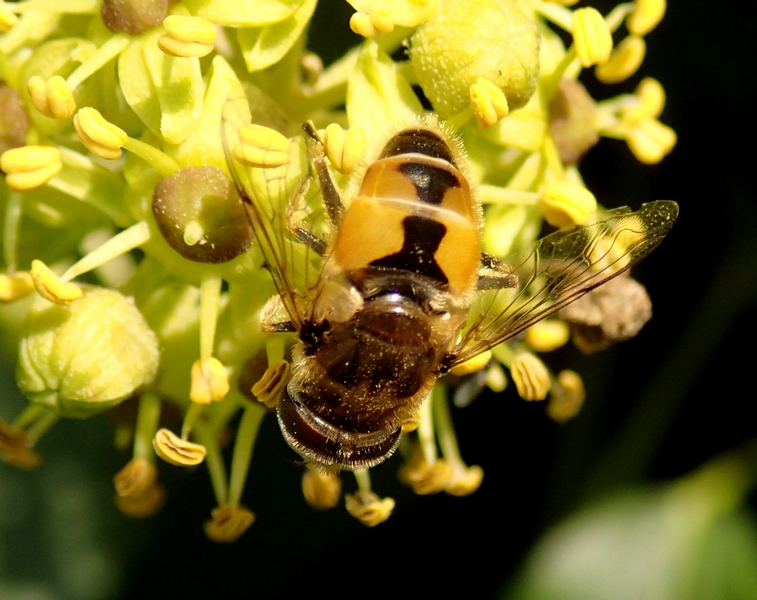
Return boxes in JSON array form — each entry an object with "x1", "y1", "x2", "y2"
[{"x1": 223, "y1": 99, "x2": 678, "y2": 471}]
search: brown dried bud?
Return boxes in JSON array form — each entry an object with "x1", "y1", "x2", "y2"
[
  {"x1": 548, "y1": 79, "x2": 599, "y2": 165},
  {"x1": 0, "y1": 82, "x2": 28, "y2": 156},
  {"x1": 559, "y1": 274, "x2": 652, "y2": 353},
  {"x1": 152, "y1": 166, "x2": 253, "y2": 263},
  {"x1": 101, "y1": 0, "x2": 168, "y2": 35}
]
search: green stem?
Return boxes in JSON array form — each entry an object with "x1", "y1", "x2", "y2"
[
  {"x1": 433, "y1": 385, "x2": 465, "y2": 469},
  {"x1": 25, "y1": 408, "x2": 59, "y2": 446},
  {"x1": 133, "y1": 392, "x2": 161, "y2": 461},
  {"x1": 227, "y1": 404, "x2": 265, "y2": 506},
  {"x1": 354, "y1": 468, "x2": 371, "y2": 495},
  {"x1": 2, "y1": 191, "x2": 22, "y2": 272},
  {"x1": 194, "y1": 421, "x2": 228, "y2": 505}
]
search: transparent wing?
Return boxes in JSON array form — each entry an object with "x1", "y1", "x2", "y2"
[
  {"x1": 222, "y1": 93, "x2": 328, "y2": 332},
  {"x1": 448, "y1": 200, "x2": 679, "y2": 367}
]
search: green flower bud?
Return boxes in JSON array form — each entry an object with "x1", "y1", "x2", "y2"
[
  {"x1": 152, "y1": 166, "x2": 253, "y2": 263},
  {"x1": 410, "y1": 0, "x2": 540, "y2": 118},
  {"x1": 16, "y1": 287, "x2": 160, "y2": 418}
]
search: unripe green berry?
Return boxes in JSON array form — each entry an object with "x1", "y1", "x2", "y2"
[
  {"x1": 410, "y1": 0, "x2": 540, "y2": 118},
  {"x1": 16, "y1": 287, "x2": 160, "y2": 418}
]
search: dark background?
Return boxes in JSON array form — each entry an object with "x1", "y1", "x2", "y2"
[{"x1": 2, "y1": 1, "x2": 755, "y2": 598}]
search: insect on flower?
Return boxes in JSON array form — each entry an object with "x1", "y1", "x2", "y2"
[{"x1": 223, "y1": 98, "x2": 678, "y2": 472}]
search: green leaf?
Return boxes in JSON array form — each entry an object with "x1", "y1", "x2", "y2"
[{"x1": 237, "y1": 0, "x2": 317, "y2": 73}]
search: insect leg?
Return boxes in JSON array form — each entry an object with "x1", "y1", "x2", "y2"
[
  {"x1": 477, "y1": 252, "x2": 518, "y2": 290},
  {"x1": 302, "y1": 121, "x2": 344, "y2": 225}
]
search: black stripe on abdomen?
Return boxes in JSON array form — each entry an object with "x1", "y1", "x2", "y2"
[{"x1": 370, "y1": 215, "x2": 447, "y2": 284}]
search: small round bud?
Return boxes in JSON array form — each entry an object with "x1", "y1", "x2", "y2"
[
  {"x1": 595, "y1": 36, "x2": 646, "y2": 84},
  {"x1": 1, "y1": 145, "x2": 62, "y2": 191},
  {"x1": 101, "y1": 0, "x2": 169, "y2": 35},
  {"x1": 410, "y1": 0, "x2": 540, "y2": 118},
  {"x1": 302, "y1": 466, "x2": 341, "y2": 509},
  {"x1": 153, "y1": 428, "x2": 207, "y2": 466},
  {"x1": 548, "y1": 79, "x2": 599, "y2": 165},
  {"x1": 204, "y1": 505, "x2": 255, "y2": 543},
  {"x1": 345, "y1": 491, "x2": 394, "y2": 527},
  {"x1": 510, "y1": 352, "x2": 551, "y2": 401},
  {"x1": 546, "y1": 370, "x2": 586, "y2": 423},
  {"x1": 152, "y1": 166, "x2": 253, "y2": 263},
  {"x1": 16, "y1": 287, "x2": 160, "y2": 418},
  {"x1": 190, "y1": 357, "x2": 230, "y2": 404},
  {"x1": 540, "y1": 181, "x2": 597, "y2": 227},
  {"x1": 572, "y1": 8, "x2": 613, "y2": 68}
]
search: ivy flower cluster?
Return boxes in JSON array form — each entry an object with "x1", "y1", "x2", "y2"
[{"x1": 0, "y1": 0, "x2": 674, "y2": 541}]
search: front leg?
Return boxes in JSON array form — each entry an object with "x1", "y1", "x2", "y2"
[{"x1": 302, "y1": 121, "x2": 344, "y2": 225}]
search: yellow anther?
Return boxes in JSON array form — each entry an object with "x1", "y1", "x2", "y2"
[
  {"x1": 233, "y1": 124, "x2": 291, "y2": 168},
  {"x1": 449, "y1": 349, "x2": 492, "y2": 376},
  {"x1": 345, "y1": 491, "x2": 395, "y2": 527},
  {"x1": 190, "y1": 357, "x2": 230, "y2": 404},
  {"x1": 73, "y1": 107, "x2": 128, "y2": 160},
  {"x1": 510, "y1": 352, "x2": 551, "y2": 401},
  {"x1": 28, "y1": 75, "x2": 76, "y2": 120},
  {"x1": 0, "y1": 271, "x2": 34, "y2": 302},
  {"x1": 548, "y1": 0, "x2": 579, "y2": 5},
  {"x1": 623, "y1": 77, "x2": 665, "y2": 124},
  {"x1": 163, "y1": 15, "x2": 216, "y2": 44},
  {"x1": 1, "y1": 145, "x2": 62, "y2": 191},
  {"x1": 485, "y1": 363, "x2": 507, "y2": 393},
  {"x1": 547, "y1": 370, "x2": 585, "y2": 423},
  {"x1": 324, "y1": 123, "x2": 365, "y2": 174},
  {"x1": 540, "y1": 181, "x2": 597, "y2": 227},
  {"x1": 349, "y1": 9, "x2": 394, "y2": 38},
  {"x1": 153, "y1": 428, "x2": 207, "y2": 466},
  {"x1": 113, "y1": 458, "x2": 157, "y2": 498},
  {"x1": 627, "y1": 0, "x2": 666, "y2": 36},
  {"x1": 251, "y1": 359, "x2": 290, "y2": 409},
  {"x1": 204, "y1": 505, "x2": 255, "y2": 543},
  {"x1": 596, "y1": 36, "x2": 646, "y2": 84},
  {"x1": 401, "y1": 408, "x2": 421, "y2": 432},
  {"x1": 524, "y1": 319, "x2": 571, "y2": 352},
  {"x1": 572, "y1": 7, "x2": 613, "y2": 68},
  {"x1": 0, "y1": 418, "x2": 40, "y2": 470},
  {"x1": 627, "y1": 117, "x2": 677, "y2": 164},
  {"x1": 470, "y1": 78, "x2": 509, "y2": 129},
  {"x1": 302, "y1": 466, "x2": 342, "y2": 509},
  {"x1": 158, "y1": 16, "x2": 216, "y2": 58},
  {"x1": 0, "y1": 6, "x2": 18, "y2": 32},
  {"x1": 30, "y1": 260, "x2": 83, "y2": 304},
  {"x1": 370, "y1": 8, "x2": 394, "y2": 33},
  {"x1": 445, "y1": 464, "x2": 484, "y2": 496},
  {"x1": 114, "y1": 481, "x2": 166, "y2": 517},
  {"x1": 398, "y1": 452, "x2": 452, "y2": 495}
]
